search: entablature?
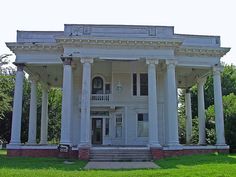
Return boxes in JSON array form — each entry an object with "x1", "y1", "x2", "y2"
[
  {"x1": 56, "y1": 36, "x2": 182, "y2": 50},
  {"x1": 175, "y1": 46, "x2": 230, "y2": 57},
  {"x1": 6, "y1": 42, "x2": 63, "y2": 53}
]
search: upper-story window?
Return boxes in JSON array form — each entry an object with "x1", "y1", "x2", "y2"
[
  {"x1": 132, "y1": 73, "x2": 148, "y2": 96},
  {"x1": 140, "y1": 74, "x2": 148, "y2": 96},
  {"x1": 92, "y1": 77, "x2": 104, "y2": 94}
]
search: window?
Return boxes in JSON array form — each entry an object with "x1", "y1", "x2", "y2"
[
  {"x1": 137, "y1": 113, "x2": 148, "y2": 137},
  {"x1": 105, "y1": 118, "x2": 109, "y2": 136},
  {"x1": 92, "y1": 77, "x2": 103, "y2": 94},
  {"x1": 132, "y1": 73, "x2": 148, "y2": 96},
  {"x1": 115, "y1": 114, "x2": 122, "y2": 138},
  {"x1": 140, "y1": 74, "x2": 148, "y2": 96},
  {"x1": 105, "y1": 83, "x2": 111, "y2": 94},
  {"x1": 133, "y1": 73, "x2": 137, "y2": 96}
]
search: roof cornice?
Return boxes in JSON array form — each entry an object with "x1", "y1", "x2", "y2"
[
  {"x1": 175, "y1": 46, "x2": 230, "y2": 57},
  {"x1": 55, "y1": 36, "x2": 182, "y2": 49},
  {"x1": 6, "y1": 42, "x2": 63, "y2": 53}
]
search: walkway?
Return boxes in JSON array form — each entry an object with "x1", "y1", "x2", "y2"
[{"x1": 84, "y1": 161, "x2": 159, "y2": 169}]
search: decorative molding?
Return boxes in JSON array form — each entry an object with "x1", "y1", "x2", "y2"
[
  {"x1": 56, "y1": 37, "x2": 182, "y2": 49},
  {"x1": 6, "y1": 43, "x2": 63, "y2": 53},
  {"x1": 61, "y1": 58, "x2": 72, "y2": 65},
  {"x1": 196, "y1": 77, "x2": 207, "y2": 85},
  {"x1": 80, "y1": 57, "x2": 94, "y2": 64},
  {"x1": 166, "y1": 59, "x2": 177, "y2": 66},
  {"x1": 175, "y1": 47, "x2": 230, "y2": 57},
  {"x1": 14, "y1": 63, "x2": 25, "y2": 71},
  {"x1": 213, "y1": 65, "x2": 223, "y2": 74},
  {"x1": 146, "y1": 58, "x2": 159, "y2": 65}
]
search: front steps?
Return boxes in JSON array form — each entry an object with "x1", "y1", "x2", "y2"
[{"x1": 89, "y1": 147, "x2": 152, "y2": 161}]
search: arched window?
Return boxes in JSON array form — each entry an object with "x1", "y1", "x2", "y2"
[{"x1": 92, "y1": 76, "x2": 104, "y2": 94}]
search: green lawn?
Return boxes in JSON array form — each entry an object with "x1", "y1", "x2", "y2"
[{"x1": 0, "y1": 149, "x2": 236, "y2": 177}]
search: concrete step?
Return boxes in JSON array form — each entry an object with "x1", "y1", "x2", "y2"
[{"x1": 90, "y1": 148, "x2": 152, "y2": 161}]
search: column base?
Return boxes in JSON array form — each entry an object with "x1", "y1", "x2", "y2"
[
  {"x1": 9, "y1": 141, "x2": 21, "y2": 145},
  {"x1": 167, "y1": 141, "x2": 181, "y2": 147},
  {"x1": 39, "y1": 141, "x2": 48, "y2": 145},
  {"x1": 149, "y1": 142, "x2": 162, "y2": 148},
  {"x1": 26, "y1": 142, "x2": 37, "y2": 145},
  {"x1": 216, "y1": 143, "x2": 227, "y2": 146},
  {"x1": 198, "y1": 142, "x2": 206, "y2": 146}
]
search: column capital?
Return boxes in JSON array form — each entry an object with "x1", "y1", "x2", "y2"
[
  {"x1": 213, "y1": 66, "x2": 223, "y2": 75},
  {"x1": 166, "y1": 60, "x2": 177, "y2": 67},
  {"x1": 146, "y1": 59, "x2": 159, "y2": 65},
  {"x1": 14, "y1": 63, "x2": 25, "y2": 71},
  {"x1": 196, "y1": 77, "x2": 207, "y2": 85},
  {"x1": 41, "y1": 84, "x2": 50, "y2": 91},
  {"x1": 81, "y1": 57, "x2": 94, "y2": 64},
  {"x1": 185, "y1": 87, "x2": 191, "y2": 93},
  {"x1": 61, "y1": 58, "x2": 72, "y2": 65}
]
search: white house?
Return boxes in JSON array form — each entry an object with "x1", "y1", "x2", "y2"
[{"x1": 6, "y1": 24, "x2": 230, "y2": 160}]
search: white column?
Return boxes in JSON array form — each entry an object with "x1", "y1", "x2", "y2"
[
  {"x1": 166, "y1": 60, "x2": 180, "y2": 146},
  {"x1": 185, "y1": 89, "x2": 192, "y2": 144},
  {"x1": 213, "y1": 67, "x2": 226, "y2": 145},
  {"x1": 27, "y1": 78, "x2": 37, "y2": 144},
  {"x1": 146, "y1": 59, "x2": 160, "y2": 147},
  {"x1": 10, "y1": 64, "x2": 24, "y2": 145},
  {"x1": 79, "y1": 58, "x2": 93, "y2": 147},
  {"x1": 60, "y1": 58, "x2": 73, "y2": 145},
  {"x1": 197, "y1": 77, "x2": 206, "y2": 145},
  {"x1": 40, "y1": 85, "x2": 49, "y2": 144}
]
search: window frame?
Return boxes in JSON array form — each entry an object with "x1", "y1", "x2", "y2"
[{"x1": 131, "y1": 73, "x2": 148, "y2": 96}]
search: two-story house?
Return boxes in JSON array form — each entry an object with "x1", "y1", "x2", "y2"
[{"x1": 6, "y1": 24, "x2": 230, "y2": 160}]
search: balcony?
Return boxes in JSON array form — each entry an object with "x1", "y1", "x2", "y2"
[{"x1": 91, "y1": 94, "x2": 111, "y2": 101}]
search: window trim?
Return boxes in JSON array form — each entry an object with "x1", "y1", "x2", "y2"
[
  {"x1": 115, "y1": 113, "x2": 123, "y2": 138},
  {"x1": 131, "y1": 73, "x2": 148, "y2": 97},
  {"x1": 139, "y1": 73, "x2": 148, "y2": 96}
]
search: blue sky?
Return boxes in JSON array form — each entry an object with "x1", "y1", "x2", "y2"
[{"x1": 0, "y1": 0, "x2": 235, "y2": 64}]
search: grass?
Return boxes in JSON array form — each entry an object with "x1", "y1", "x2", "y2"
[{"x1": 0, "y1": 149, "x2": 236, "y2": 177}]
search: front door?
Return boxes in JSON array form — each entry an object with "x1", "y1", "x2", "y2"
[{"x1": 92, "y1": 118, "x2": 103, "y2": 144}]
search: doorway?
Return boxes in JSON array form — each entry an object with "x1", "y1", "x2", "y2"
[{"x1": 92, "y1": 118, "x2": 103, "y2": 144}]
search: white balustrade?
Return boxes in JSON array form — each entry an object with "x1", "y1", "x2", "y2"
[{"x1": 91, "y1": 94, "x2": 111, "y2": 101}]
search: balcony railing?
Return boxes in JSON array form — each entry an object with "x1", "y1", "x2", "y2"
[{"x1": 91, "y1": 94, "x2": 111, "y2": 101}]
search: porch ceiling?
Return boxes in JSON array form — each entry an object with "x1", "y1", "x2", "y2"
[
  {"x1": 176, "y1": 67, "x2": 210, "y2": 88},
  {"x1": 24, "y1": 64, "x2": 63, "y2": 87}
]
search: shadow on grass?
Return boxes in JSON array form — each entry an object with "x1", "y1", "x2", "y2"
[
  {"x1": 156, "y1": 153, "x2": 236, "y2": 169},
  {"x1": 0, "y1": 150, "x2": 87, "y2": 171}
]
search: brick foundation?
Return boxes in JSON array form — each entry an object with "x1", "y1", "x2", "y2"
[
  {"x1": 7, "y1": 149, "x2": 78, "y2": 159},
  {"x1": 7, "y1": 146, "x2": 229, "y2": 160},
  {"x1": 151, "y1": 148, "x2": 229, "y2": 160},
  {"x1": 78, "y1": 148, "x2": 90, "y2": 160}
]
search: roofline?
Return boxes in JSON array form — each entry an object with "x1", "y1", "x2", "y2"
[
  {"x1": 175, "y1": 33, "x2": 220, "y2": 38},
  {"x1": 64, "y1": 24, "x2": 174, "y2": 28},
  {"x1": 17, "y1": 30, "x2": 63, "y2": 33}
]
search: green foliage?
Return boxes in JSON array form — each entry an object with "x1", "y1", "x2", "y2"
[
  {"x1": 206, "y1": 93, "x2": 236, "y2": 148},
  {"x1": 48, "y1": 88, "x2": 62, "y2": 144},
  {"x1": 0, "y1": 75, "x2": 15, "y2": 141}
]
